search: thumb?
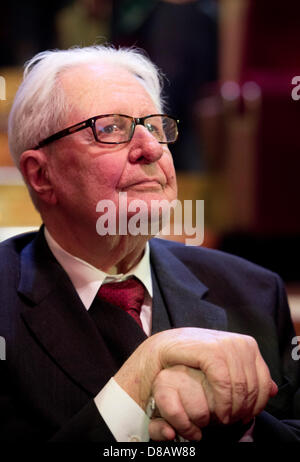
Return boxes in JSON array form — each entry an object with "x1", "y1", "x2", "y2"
[
  {"x1": 149, "y1": 418, "x2": 177, "y2": 441},
  {"x1": 270, "y1": 380, "x2": 278, "y2": 397}
]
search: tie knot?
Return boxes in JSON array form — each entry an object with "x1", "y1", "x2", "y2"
[{"x1": 97, "y1": 277, "x2": 145, "y2": 328}]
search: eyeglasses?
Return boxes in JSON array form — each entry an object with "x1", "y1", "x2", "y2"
[{"x1": 33, "y1": 114, "x2": 179, "y2": 149}]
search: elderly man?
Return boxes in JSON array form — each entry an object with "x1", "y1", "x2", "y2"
[{"x1": 1, "y1": 45, "x2": 299, "y2": 443}]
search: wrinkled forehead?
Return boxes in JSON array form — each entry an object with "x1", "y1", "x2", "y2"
[{"x1": 59, "y1": 63, "x2": 159, "y2": 121}]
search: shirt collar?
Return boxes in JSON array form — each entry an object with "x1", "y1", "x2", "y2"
[{"x1": 44, "y1": 228, "x2": 153, "y2": 310}]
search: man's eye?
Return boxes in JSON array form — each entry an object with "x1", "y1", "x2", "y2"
[
  {"x1": 145, "y1": 123, "x2": 158, "y2": 133},
  {"x1": 102, "y1": 124, "x2": 119, "y2": 134},
  {"x1": 145, "y1": 123, "x2": 163, "y2": 139}
]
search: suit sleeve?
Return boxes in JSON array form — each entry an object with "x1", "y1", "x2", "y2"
[
  {"x1": 0, "y1": 359, "x2": 115, "y2": 442},
  {"x1": 254, "y1": 412, "x2": 300, "y2": 443},
  {"x1": 253, "y1": 274, "x2": 300, "y2": 442},
  {"x1": 272, "y1": 274, "x2": 300, "y2": 416},
  {"x1": 49, "y1": 400, "x2": 115, "y2": 442}
]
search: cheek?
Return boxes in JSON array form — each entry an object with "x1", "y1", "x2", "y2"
[
  {"x1": 93, "y1": 155, "x2": 126, "y2": 192},
  {"x1": 161, "y1": 151, "x2": 177, "y2": 192},
  {"x1": 59, "y1": 144, "x2": 126, "y2": 190}
]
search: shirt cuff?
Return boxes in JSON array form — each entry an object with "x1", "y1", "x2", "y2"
[{"x1": 94, "y1": 377, "x2": 150, "y2": 442}]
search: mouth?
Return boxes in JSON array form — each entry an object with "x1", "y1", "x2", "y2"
[{"x1": 121, "y1": 179, "x2": 165, "y2": 191}]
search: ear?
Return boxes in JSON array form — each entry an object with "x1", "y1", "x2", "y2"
[{"x1": 19, "y1": 149, "x2": 57, "y2": 205}]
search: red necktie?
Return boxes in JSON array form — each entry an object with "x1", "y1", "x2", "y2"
[{"x1": 97, "y1": 277, "x2": 145, "y2": 328}]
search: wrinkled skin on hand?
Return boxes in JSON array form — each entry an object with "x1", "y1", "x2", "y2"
[{"x1": 114, "y1": 328, "x2": 277, "y2": 441}]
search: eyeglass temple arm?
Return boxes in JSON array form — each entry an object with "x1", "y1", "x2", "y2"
[{"x1": 33, "y1": 121, "x2": 90, "y2": 149}]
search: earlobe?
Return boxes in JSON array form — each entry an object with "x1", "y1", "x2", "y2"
[{"x1": 19, "y1": 150, "x2": 57, "y2": 205}]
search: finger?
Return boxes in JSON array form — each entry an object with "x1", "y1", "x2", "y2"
[
  {"x1": 149, "y1": 418, "x2": 177, "y2": 441},
  {"x1": 223, "y1": 337, "x2": 249, "y2": 423},
  {"x1": 154, "y1": 384, "x2": 203, "y2": 440},
  {"x1": 154, "y1": 365, "x2": 212, "y2": 430},
  {"x1": 200, "y1": 334, "x2": 263, "y2": 424},
  {"x1": 253, "y1": 348, "x2": 277, "y2": 416},
  {"x1": 240, "y1": 349, "x2": 259, "y2": 423},
  {"x1": 178, "y1": 368, "x2": 211, "y2": 428},
  {"x1": 270, "y1": 380, "x2": 278, "y2": 397},
  {"x1": 238, "y1": 336, "x2": 277, "y2": 424},
  {"x1": 200, "y1": 352, "x2": 233, "y2": 424},
  {"x1": 228, "y1": 336, "x2": 262, "y2": 423}
]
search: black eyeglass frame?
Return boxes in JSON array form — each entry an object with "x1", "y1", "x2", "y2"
[{"x1": 33, "y1": 113, "x2": 179, "y2": 149}]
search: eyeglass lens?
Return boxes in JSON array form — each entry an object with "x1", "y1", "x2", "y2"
[{"x1": 94, "y1": 115, "x2": 177, "y2": 144}]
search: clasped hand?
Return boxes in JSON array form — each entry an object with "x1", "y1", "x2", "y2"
[{"x1": 114, "y1": 328, "x2": 277, "y2": 441}]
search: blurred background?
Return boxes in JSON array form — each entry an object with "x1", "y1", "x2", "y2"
[{"x1": 0, "y1": 0, "x2": 300, "y2": 333}]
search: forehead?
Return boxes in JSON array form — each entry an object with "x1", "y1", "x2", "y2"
[{"x1": 60, "y1": 63, "x2": 158, "y2": 121}]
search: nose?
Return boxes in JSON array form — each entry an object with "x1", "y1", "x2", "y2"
[{"x1": 128, "y1": 124, "x2": 164, "y2": 164}]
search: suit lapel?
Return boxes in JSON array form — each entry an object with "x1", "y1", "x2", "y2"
[
  {"x1": 150, "y1": 239, "x2": 228, "y2": 332},
  {"x1": 151, "y1": 265, "x2": 173, "y2": 333},
  {"x1": 18, "y1": 230, "x2": 116, "y2": 396}
]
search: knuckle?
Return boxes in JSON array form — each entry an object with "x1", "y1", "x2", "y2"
[
  {"x1": 234, "y1": 381, "x2": 248, "y2": 397},
  {"x1": 244, "y1": 335, "x2": 258, "y2": 350},
  {"x1": 154, "y1": 368, "x2": 170, "y2": 385},
  {"x1": 262, "y1": 376, "x2": 273, "y2": 396},
  {"x1": 215, "y1": 377, "x2": 232, "y2": 392},
  {"x1": 258, "y1": 363, "x2": 272, "y2": 388},
  {"x1": 194, "y1": 409, "x2": 210, "y2": 427},
  {"x1": 176, "y1": 421, "x2": 193, "y2": 433},
  {"x1": 246, "y1": 385, "x2": 259, "y2": 405},
  {"x1": 157, "y1": 401, "x2": 183, "y2": 422},
  {"x1": 154, "y1": 390, "x2": 172, "y2": 409}
]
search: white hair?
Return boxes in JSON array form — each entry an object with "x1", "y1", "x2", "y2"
[{"x1": 8, "y1": 45, "x2": 165, "y2": 167}]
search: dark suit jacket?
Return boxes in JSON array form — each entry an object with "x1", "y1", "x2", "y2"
[{"x1": 0, "y1": 229, "x2": 300, "y2": 442}]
